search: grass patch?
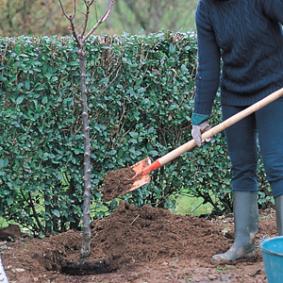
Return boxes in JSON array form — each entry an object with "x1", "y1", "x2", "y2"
[
  {"x1": 0, "y1": 217, "x2": 10, "y2": 229},
  {"x1": 171, "y1": 194, "x2": 213, "y2": 217}
]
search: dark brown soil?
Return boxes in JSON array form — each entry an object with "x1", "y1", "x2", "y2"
[
  {"x1": 0, "y1": 224, "x2": 21, "y2": 241},
  {"x1": 1, "y1": 203, "x2": 276, "y2": 283},
  {"x1": 101, "y1": 167, "x2": 136, "y2": 201},
  {"x1": 61, "y1": 260, "x2": 116, "y2": 275}
]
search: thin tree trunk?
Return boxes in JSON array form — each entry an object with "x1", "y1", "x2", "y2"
[
  {"x1": 58, "y1": 0, "x2": 115, "y2": 261},
  {"x1": 79, "y1": 49, "x2": 92, "y2": 260}
]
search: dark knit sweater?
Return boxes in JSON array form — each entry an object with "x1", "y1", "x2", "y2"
[{"x1": 193, "y1": 0, "x2": 283, "y2": 121}]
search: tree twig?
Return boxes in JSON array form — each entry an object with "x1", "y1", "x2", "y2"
[
  {"x1": 83, "y1": 0, "x2": 115, "y2": 42},
  {"x1": 130, "y1": 214, "x2": 140, "y2": 225},
  {"x1": 58, "y1": 0, "x2": 81, "y2": 46},
  {"x1": 58, "y1": 0, "x2": 71, "y2": 19},
  {"x1": 81, "y1": 0, "x2": 90, "y2": 37}
]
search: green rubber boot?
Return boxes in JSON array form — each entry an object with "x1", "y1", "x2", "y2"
[
  {"x1": 211, "y1": 191, "x2": 258, "y2": 264},
  {"x1": 275, "y1": 195, "x2": 283, "y2": 236}
]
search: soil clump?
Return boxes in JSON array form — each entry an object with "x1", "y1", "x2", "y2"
[
  {"x1": 0, "y1": 224, "x2": 21, "y2": 241},
  {"x1": 101, "y1": 167, "x2": 136, "y2": 200}
]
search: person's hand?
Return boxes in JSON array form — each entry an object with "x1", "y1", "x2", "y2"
[{"x1": 191, "y1": 121, "x2": 211, "y2": 147}]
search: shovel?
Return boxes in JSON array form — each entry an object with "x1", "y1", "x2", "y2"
[{"x1": 102, "y1": 87, "x2": 283, "y2": 200}]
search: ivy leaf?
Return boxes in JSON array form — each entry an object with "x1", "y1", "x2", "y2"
[
  {"x1": 16, "y1": 96, "x2": 25, "y2": 105},
  {"x1": 0, "y1": 159, "x2": 8, "y2": 168}
]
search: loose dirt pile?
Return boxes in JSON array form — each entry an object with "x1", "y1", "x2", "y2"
[
  {"x1": 2, "y1": 203, "x2": 275, "y2": 283},
  {"x1": 101, "y1": 168, "x2": 136, "y2": 201},
  {"x1": 89, "y1": 201, "x2": 225, "y2": 266}
]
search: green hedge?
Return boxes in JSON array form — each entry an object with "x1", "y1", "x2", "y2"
[{"x1": 0, "y1": 33, "x2": 271, "y2": 235}]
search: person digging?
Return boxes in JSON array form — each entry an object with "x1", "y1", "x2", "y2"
[{"x1": 192, "y1": 0, "x2": 283, "y2": 264}]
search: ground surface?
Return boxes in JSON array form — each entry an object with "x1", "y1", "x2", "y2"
[{"x1": 1, "y1": 202, "x2": 277, "y2": 283}]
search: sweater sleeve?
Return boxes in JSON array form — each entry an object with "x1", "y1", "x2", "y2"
[
  {"x1": 194, "y1": 0, "x2": 220, "y2": 116},
  {"x1": 261, "y1": 0, "x2": 283, "y2": 24}
]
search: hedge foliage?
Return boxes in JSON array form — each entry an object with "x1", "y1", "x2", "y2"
[{"x1": 0, "y1": 33, "x2": 271, "y2": 235}]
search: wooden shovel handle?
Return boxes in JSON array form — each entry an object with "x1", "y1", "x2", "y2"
[{"x1": 144, "y1": 87, "x2": 283, "y2": 175}]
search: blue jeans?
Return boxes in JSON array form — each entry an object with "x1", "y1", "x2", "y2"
[{"x1": 222, "y1": 98, "x2": 283, "y2": 197}]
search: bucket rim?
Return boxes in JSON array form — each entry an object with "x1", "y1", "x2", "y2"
[{"x1": 260, "y1": 236, "x2": 283, "y2": 257}]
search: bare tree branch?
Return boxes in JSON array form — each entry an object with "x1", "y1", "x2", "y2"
[
  {"x1": 83, "y1": 0, "x2": 115, "y2": 42},
  {"x1": 58, "y1": 0, "x2": 70, "y2": 19},
  {"x1": 58, "y1": 0, "x2": 81, "y2": 46},
  {"x1": 81, "y1": 0, "x2": 91, "y2": 37},
  {"x1": 69, "y1": 18, "x2": 82, "y2": 46}
]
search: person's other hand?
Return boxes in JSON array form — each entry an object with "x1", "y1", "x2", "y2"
[{"x1": 191, "y1": 121, "x2": 211, "y2": 147}]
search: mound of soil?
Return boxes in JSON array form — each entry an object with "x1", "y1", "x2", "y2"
[
  {"x1": 2, "y1": 203, "x2": 276, "y2": 283},
  {"x1": 89, "y1": 201, "x2": 225, "y2": 266}
]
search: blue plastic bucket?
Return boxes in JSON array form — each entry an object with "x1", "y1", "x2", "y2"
[{"x1": 261, "y1": 236, "x2": 283, "y2": 283}]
